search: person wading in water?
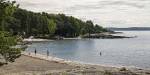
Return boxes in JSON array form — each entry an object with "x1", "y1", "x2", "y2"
[
  {"x1": 100, "y1": 52, "x2": 102, "y2": 56},
  {"x1": 47, "y1": 50, "x2": 49, "y2": 57}
]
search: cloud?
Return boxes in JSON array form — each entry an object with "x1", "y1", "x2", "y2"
[
  {"x1": 99, "y1": 0, "x2": 145, "y2": 8},
  {"x1": 67, "y1": 0, "x2": 148, "y2": 12}
]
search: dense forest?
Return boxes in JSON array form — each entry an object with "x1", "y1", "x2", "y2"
[{"x1": 1, "y1": 1, "x2": 107, "y2": 38}]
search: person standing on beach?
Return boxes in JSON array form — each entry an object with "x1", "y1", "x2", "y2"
[
  {"x1": 47, "y1": 50, "x2": 49, "y2": 57},
  {"x1": 35, "y1": 48, "x2": 37, "y2": 55}
]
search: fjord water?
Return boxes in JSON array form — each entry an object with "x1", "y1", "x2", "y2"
[{"x1": 26, "y1": 31, "x2": 150, "y2": 69}]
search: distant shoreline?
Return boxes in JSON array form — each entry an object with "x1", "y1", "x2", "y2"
[
  {"x1": 107, "y1": 27, "x2": 150, "y2": 31},
  {"x1": 23, "y1": 38, "x2": 54, "y2": 42}
]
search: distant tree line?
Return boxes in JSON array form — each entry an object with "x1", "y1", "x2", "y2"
[{"x1": 2, "y1": 8, "x2": 108, "y2": 38}]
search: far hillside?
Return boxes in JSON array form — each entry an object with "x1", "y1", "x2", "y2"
[{"x1": 107, "y1": 27, "x2": 150, "y2": 31}]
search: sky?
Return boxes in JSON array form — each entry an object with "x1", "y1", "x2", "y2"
[{"x1": 11, "y1": 0, "x2": 150, "y2": 27}]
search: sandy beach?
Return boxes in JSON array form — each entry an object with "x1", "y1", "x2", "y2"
[{"x1": 0, "y1": 52, "x2": 150, "y2": 75}]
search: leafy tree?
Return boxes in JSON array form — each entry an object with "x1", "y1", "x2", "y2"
[
  {"x1": 0, "y1": 0, "x2": 18, "y2": 31},
  {"x1": 94, "y1": 24, "x2": 104, "y2": 33},
  {"x1": 4, "y1": 17, "x2": 21, "y2": 35},
  {"x1": 0, "y1": 0, "x2": 22, "y2": 64},
  {"x1": 0, "y1": 31, "x2": 21, "y2": 63},
  {"x1": 86, "y1": 20, "x2": 95, "y2": 33},
  {"x1": 48, "y1": 19, "x2": 56, "y2": 36},
  {"x1": 2, "y1": 6, "x2": 108, "y2": 38}
]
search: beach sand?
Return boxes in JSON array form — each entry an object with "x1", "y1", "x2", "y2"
[{"x1": 0, "y1": 52, "x2": 150, "y2": 75}]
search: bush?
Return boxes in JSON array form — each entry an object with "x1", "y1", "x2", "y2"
[
  {"x1": 120, "y1": 67, "x2": 127, "y2": 71},
  {"x1": 0, "y1": 31, "x2": 22, "y2": 63}
]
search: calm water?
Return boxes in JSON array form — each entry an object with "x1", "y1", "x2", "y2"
[{"x1": 26, "y1": 31, "x2": 150, "y2": 69}]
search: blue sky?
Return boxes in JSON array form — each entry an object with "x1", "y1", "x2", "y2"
[{"x1": 12, "y1": 0, "x2": 150, "y2": 27}]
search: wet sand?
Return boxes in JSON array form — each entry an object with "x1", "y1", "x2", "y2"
[{"x1": 0, "y1": 52, "x2": 150, "y2": 75}]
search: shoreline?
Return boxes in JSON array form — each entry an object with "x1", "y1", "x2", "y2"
[
  {"x1": 0, "y1": 51, "x2": 150, "y2": 75},
  {"x1": 23, "y1": 31, "x2": 135, "y2": 42},
  {"x1": 23, "y1": 38, "x2": 54, "y2": 42},
  {"x1": 22, "y1": 51, "x2": 148, "y2": 71}
]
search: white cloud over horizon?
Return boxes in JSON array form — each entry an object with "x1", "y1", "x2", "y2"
[{"x1": 11, "y1": 0, "x2": 150, "y2": 27}]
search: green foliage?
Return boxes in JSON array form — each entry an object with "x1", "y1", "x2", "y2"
[
  {"x1": 94, "y1": 24, "x2": 107, "y2": 33},
  {"x1": 10, "y1": 9, "x2": 107, "y2": 38},
  {"x1": 81, "y1": 20, "x2": 95, "y2": 35},
  {"x1": 48, "y1": 19, "x2": 56, "y2": 36},
  {"x1": 0, "y1": 31, "x2": 21, "y2": 63},
  {"x1": 1, "y1": 2, "x2": 107, "y2": 38},
  {"x1": 0, "y1": 0, "x2": 108, "y2": 38},
  {"x1": 0, "y1": 0, "x2": 21, "y2": 64},
  {"x1": 0, "y1": 0, "x2": 18, "y2": 31},
  {"x1": 4, "y1": 17, "x2": 21, "y2": 34},
  {"x1": 120, "y1": 67, "x2": 127, "y2": 71}
]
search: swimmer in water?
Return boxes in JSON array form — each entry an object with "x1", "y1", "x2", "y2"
[{"x1": 100, "y1": 52, "x2": 102, "y2": 56}]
